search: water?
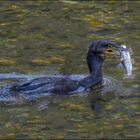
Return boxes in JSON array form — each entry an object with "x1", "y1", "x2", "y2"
[{"x1": 0, "y1": 1, "x2": 140, "y2": 139}]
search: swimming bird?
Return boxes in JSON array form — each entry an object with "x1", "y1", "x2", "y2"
[{"x1": 8, "y1": 40, "x2": 130, "y2": 96}]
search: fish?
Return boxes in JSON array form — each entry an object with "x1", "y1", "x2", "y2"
[{"x1": 120, "y1": 45, "x2": 133, "y2": 78}]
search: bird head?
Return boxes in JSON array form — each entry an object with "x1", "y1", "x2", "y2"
[{"x1": 87, "y1": 40, "x2": 132, "y2": 77}]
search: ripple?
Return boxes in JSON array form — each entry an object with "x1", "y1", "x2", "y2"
[{"x1": 0, "y1": 73, "x2": 41, "y2": 79}]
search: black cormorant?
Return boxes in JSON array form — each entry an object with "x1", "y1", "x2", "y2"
[{"x1": 9, "y1": 40, "x2": 127, "y2": 96}]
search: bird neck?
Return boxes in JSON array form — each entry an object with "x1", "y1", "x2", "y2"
[
  {"x1": 87, "y1": 52, "x2": 104, "y2": 78},
  {"x1": 80, "y1": 52, "x2": 104, "y2": 88}
]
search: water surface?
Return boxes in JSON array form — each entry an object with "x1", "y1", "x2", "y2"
[{"x1": 0, "y1": 1, "x2": 140, "y2": 139}]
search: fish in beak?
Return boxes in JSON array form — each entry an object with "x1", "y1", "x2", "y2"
[
  {"x1": 105, "y1": 44, "x2": 133, "y2": 79},
  {"x1": 120, "y1": 45, "x2": 133, "y2": 78}
]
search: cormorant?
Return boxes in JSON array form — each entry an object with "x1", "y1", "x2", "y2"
[{"x1": 8, "y1": 40, "x2": 128, "y2": 96}]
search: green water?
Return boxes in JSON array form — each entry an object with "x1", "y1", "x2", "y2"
[{"x1": 0, "y1": 1, "x2": 140, "y2": 139}]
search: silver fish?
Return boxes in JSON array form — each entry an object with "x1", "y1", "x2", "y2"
[{"x1": 120, "y1": 45, "x2": 133, "y2": 77}]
